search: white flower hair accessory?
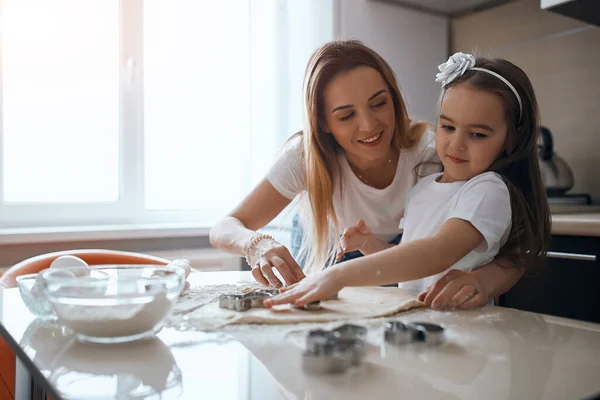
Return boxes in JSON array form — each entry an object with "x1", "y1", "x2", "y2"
[
  {"x1": 435, "y1": 52, "x2": 476, "y2": 87},
  {"x1": 435, "y1": 52, "x2": 523, "y2": 122}
]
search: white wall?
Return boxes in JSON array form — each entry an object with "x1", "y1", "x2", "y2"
[
  {"x1": 249, "y1": 0, "x2": 335, "y2": 187},
  {"x1": 285, "y1": 0, "x2": 335, "y2": 142},
  {"x1": 336, "y1": 0, "x2": 448, "y2": 124}
]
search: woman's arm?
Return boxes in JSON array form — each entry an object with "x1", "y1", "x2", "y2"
[
  {"x1": 475, "y1": 261, "x2": 524, "y2": 299},
  {"x1": 209, "y1": 179, "x2": 305, "y2": 286},
  {"x1": 419, "y1": 261, "x2": 524, "y2": 310},
  {"x1": 210, "y1": 179, "x2": 289, "y2": 255}
]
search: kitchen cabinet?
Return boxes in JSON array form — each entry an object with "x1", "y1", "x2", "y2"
[
  {"x1": 373, "y1": 0, "x2": 510, "y2": 16},
  {"x1": 499, "y1": 235, "x2": 600, "y2": 323},
  {"x1": 541, "y1": 0, "x2": 600, "y2": 26}
]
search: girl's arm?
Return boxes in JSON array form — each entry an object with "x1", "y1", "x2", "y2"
[
  {"x1": 265, "y1": 217, "x2": 484, "y2": 307},
  {"x1": 209, "y1": 179, "x2": 305, "y2": 286},
  {"x1": 335, "y1": 218, "x2": 483, "y2": 287},
  {"x1": 361, "y1": 235, "x2": 396, "y2": 255}
]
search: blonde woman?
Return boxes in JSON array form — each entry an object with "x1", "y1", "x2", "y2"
[{"x1": 210, "y1": 40, "x2": 523, "y2": 310}]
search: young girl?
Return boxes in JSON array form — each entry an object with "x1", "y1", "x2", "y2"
[{"x1": 264, "y1": 52, "x2": 551, "y2": 307}]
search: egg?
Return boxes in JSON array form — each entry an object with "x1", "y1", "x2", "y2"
[
  {"x1": 31, "y1": 256, "x2": 88, "y2": 302},
  {"x1": 49, "y1": 255, "x2": 89, "y2": 271}
]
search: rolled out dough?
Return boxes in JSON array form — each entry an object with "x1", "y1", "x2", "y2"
[{"x1": 180, "y1": 285, "x2": 424, "y2": 330}]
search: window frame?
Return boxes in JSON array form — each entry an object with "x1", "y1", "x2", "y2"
[
  {"x1": 0, "y1": 0, "x2": 334, "y2": 230},
  {"x1": 0, "y1": 0, "x2": 225, "y2": 228}
]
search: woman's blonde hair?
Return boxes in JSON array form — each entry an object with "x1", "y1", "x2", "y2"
[{"x1": 296, "y1": 39, "x2": 428, "y2": 273}]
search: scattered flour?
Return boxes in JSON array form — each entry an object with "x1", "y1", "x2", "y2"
[{"x1": 166, "y1": 282, "x2": 425, "y2": 347}]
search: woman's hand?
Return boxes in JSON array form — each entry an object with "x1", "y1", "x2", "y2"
[
  {"x1": 263, "y1": 267, "x2": 343, "y2": 307},
  {"x1": 418, "y1": 269, "x2": 488, "y2": 310},
  {"x1": 249, "y1": 238, "x2": 306, "y2": 288},
  {"x1": 336, "y1": 219, "x2": 373, "y2": 261}
]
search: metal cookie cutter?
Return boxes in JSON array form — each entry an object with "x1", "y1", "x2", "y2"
[
  {"x1": 384, "y1": 321, "x2": 445, "y2": 346},
  {"x1": 218, "y1": 294, "x2": 251, "y2": 311},
  {"x1": 383, "y1": 321, "x2": 413, "y2": 345},
  {"x1": 408, "y1": 322, "x2": 445, "y2": 345},
  {"x1": 218, "y1": 288, "x2": 280, "y2": 312},
  {"x1": 331, "y1": 324, "x2": 367, "y2": 365},
  {"x1": 302, "y1": 324, "x2": 367, "y2": 374},
  {"x1": 292, "y1": 291, "x2": 339, "y2": 311},
  {"x1": 293, "y1": 300, "x2": 322, "y2": 311},
  {"x1": 253, "y1": 288, "x2": 280, "y2": 296},
  {"x1": 245, "y1": 290, "x2": 278, "y2": 308},
  {"x1": 334, "y1": 323, "x2": 367, "y2": 342}
]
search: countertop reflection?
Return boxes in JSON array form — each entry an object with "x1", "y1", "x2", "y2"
[
  {"x1": 2, "y1": 271, "x2": 600, "y2": 400},
  {"x1": 21, "y1": 318, "x2": 182, "y2": 399}
]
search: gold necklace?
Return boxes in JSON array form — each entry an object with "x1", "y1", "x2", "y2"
[{"x1": 356, "y1": 157, "x2": 393, "y2": 185}]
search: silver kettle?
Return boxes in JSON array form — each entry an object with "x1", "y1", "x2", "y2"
[{"x1": 537, "y1": 126, "x2": 574, "y2": 196}]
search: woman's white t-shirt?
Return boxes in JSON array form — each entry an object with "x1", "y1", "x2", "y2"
[
  {"x1": 266, "y1": 130, "x2": 440, "y2": 242},
  {"x1": 398, "y1": 171, "x2": 512, "y2": 294}
]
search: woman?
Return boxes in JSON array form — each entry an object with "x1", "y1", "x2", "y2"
[{"x1": 209, "y1": 40, "x2": 523, "y2": 310}]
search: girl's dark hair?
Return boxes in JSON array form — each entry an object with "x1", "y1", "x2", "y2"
[{"x1": 444, "y1": 57, "x2": 551, "y2": 273}]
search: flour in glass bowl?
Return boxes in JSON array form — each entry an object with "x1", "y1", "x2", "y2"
[
  {"x1": 53, "y1": 293, "x2": 174, "y2": 338},
  {"x1": 47, "y1": 269, "x2": 184, "y2": 341}
]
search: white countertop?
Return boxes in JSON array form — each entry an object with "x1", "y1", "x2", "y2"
[{"x1": 2, "y1": 271, "x2": 600, "y2": 400}]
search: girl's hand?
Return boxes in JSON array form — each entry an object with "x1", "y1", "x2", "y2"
[
  {"x1": 336, "y1": 219, "x2": 373, "y2": 262},
  {"x1": 417, "y1": 269, "x2": 488, "y2": 310},
  {"x1": 249, "y1": 239, "x2": 306, "y2": 288},
  {"x1": 263, "y1": 267, "x2": 343, "y2": 307}
]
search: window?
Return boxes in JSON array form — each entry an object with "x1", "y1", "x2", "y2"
[{"x1": 0, "y1": 0, "x2": 334, "y2": 229}]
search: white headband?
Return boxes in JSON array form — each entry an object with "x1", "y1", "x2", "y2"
[{"x1": 435, "y1": 52, "x2": 522, "y2": 121}]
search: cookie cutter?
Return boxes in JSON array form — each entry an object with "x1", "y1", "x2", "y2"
[
  {"x1": 218, "y1": 294, "x2": 251, "y2": 311},
  {"x1": 335, "y1": 323, "x2": 367, "y2": 341},
  {"x1": 292, "y1": 291, "x2": 339, "y2": 311},
  {"x1": 383, "y1": 321, "x2": 413, "y2": 345},
  {"x1": 384, "y1": 321, "x2": 445, "y2": 346},
  {"x1": 293, "y1": 300, "x2": 322, "y2": 311},
  {"x1": 219, "y1": 289, "x2": 338, "y2": 312},
  {"x1": 254, "y1": 288, "x2": 280, "y2": 296},
  {"x1": 218, "y1": 289, "x2": 279, "y2": 312},
  {"x1": 302, "y1": 324, "x2": 367, "y2": 374},
  {"x1": 409, "y1": 322, "x2": 445, "y2": 345}
]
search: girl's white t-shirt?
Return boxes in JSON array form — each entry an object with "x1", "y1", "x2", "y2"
[
  {"x1": 266, "y1": 130, "x2": 440, "y2": 242},
  {"x1": 398, "y1": 171, "x2": 512, "y2": 294}
]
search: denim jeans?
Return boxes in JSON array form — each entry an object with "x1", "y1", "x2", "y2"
[{"x1": 291, "y1": 213, "x2": 402, "y2": 287}]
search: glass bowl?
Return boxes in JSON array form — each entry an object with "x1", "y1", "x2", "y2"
[
  {"x1": 41, "y1": 265, "x2": 185, "y2": 343},
  {"x1": 16, "y1": 267, "x2": 107, "y2": 319},
  {"x1": 16, "y1": 273, "x2": 56, "y2": 319}
]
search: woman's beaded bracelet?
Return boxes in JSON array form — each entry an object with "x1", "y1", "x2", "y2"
[{"x1": 244, "y1": 233, "x2": 275, "y2": 266}]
